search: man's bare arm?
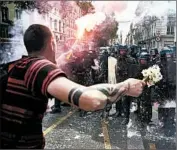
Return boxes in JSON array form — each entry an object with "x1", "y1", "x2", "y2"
[
  {"x1": 47, "y1": 77, "x2": 128, "y2": 111},
  {"x1": 47, "y1": 77, "x2": 144, "y2": 111}
]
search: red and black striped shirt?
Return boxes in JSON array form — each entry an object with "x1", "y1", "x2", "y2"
[{"x1": 1, "y1": 56, "x2": 66, "y2": 149}]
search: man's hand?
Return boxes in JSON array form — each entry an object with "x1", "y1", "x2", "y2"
[{"x1": 123, "y1": 78, "x2": 145, "y2": 97}]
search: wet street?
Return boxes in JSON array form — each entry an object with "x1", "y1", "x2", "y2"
[{"x1": 43, "y1": 105, "x2": 176, "y2": 150}]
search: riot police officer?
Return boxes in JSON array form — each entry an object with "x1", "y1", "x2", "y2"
[
  {"x1": 155, "y1": 47, "x2": 176, "y2": 130},
  {"x1": 130, "y1": 44, "x2": 139, "y2": 61},
  {"x1": 98, "y1": 49, "x2": 109, "y2": 83},
  {"x1": 150, "y1": 48, "x2": 159, "y2": 65},
  {"x1": 136, "y1": 47, "x2": 148, "y2": 59},
  {"x1": 135, "y1": 51, "x2": 153, "y2": 126},
  {"x1": 77, "y1": 50, "x2": 96, "y2": 117},
  {"x1": 115, "y1": 44, "x2": 137, "y2": 125},
  {"x1": 156, "y1": 47, "x2": 176, "y2": 102}
]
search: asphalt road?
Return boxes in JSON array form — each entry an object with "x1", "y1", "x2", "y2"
[{"x1": 43, "y1": 105, "x2": 176, "y2": 150}]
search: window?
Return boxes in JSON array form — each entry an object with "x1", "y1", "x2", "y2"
[
  {"x1": 50, "y1": 18, "x2": 52, "y2": 28},
  {"x1": 0, "y1": 25, "x2": 9, "y2": 38},
  {"x1": 55, "y1": 35, "x2": 58, "y2": 42},
  {"x1": 73, "y1": 20, "x2": 75, "y2": 28},
  {"x1": 63, "y1": 22, "x2": 65, "y2": 33},
  {"x1": 171, "y1": 26, "x2": 174, "y2": 34},
  {"x1": 167, "y1": 26, "x2": 174, "y2": 35},
  {"x1": 54, "y1": 19, "x2": 57, "y2": 31},
  {"x1": 153, "y1": 41, "x2": 155, "y2": 47},
  {"x1": 59, "y1": 21, "x2": 61, "y2": 32},
  {"x1": 1, "y1": 6, "x2": 9, "y2": 22},
  {"x1": 15, "y1": 9, "x2": 21, "y2": 19}
]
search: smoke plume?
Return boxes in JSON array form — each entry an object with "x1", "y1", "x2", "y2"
[
  {"x1": 114, "y1": 1, "x2": 139, "y2": 44},
  {"x1": 92, "y1": 1, "x2": 127, "y2": 15},
  {"x1": 1, "y1": 9, "x2": 50, "y2": 63},
  {"x1": 91, "y1": 1, "x2": 138, "y2": 44},
  {"x1": 133, "y1": 1, "x2": 176, "y2": 25}
]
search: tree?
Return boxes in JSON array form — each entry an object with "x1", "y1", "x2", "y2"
[
  {"x1": 0, "y1": 0, "x2": 50, "y2": 13},
  {"x1": 76, "y1": 1, "x2": 95, "y2": 15},
  {"x1": 92, "y1": 15, "x2": 119, "y2": 47},
  {"x1": 0, "y1": 1, "x2": 35, "y2": 10},
  {"x1": 56, "y1": 1, "x2": 73, "y2": 19}
]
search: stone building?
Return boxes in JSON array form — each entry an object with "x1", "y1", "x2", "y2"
[
  {"x1": 125, "y1": 23, "x2": 135, "y2": 45},
  {"x1": 0, "y1": 3, "x2": 22, "y2": 43},
  {"x1": 126, "y1": 1, "x2": 176, "y2": 51},
  {"x1": 46, "y1": 1, "x2": 82, "y2": 57}
]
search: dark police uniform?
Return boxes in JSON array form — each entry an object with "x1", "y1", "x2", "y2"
[
  {"x1": 135, "y1": 52, "x2": 153, "y2": 126},
  {"x1": 155, "y1": 48, "x2": 176, "y2": 132},
  {"x1": 98, "y1": 50, "x2": 109, "y2": 83},
  {"x1": 155, "y1": 48, "x2": 176, "y2": 103},
  {"x1": 115, "y1": 45, "x2": 137, "y2": 125}
]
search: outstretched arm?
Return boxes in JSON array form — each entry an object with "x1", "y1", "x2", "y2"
[{"x1": 47, "y1": 77, "x2": 144, "y2": 111}]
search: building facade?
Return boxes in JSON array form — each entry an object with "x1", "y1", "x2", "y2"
[
  {"x1": 0, "y1": 3, "x2": 22, "y2": 43},
  {"x1": 125, "y1": 23, "x2": 135, "y2": 45},
  {"x1": 46, "y1": 1, "x2": 82, "y2": 57},
  {"x1": 126, "y1": 1, "x2": 176, "y2": 51}
]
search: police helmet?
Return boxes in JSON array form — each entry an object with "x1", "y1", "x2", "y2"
[
  {"x1": 150, "y1": 48, "x2": 158, "y2": 56},
  {"x1": 138, "y1": 51, "x2": 150, "y2": 64},
  {"x1": 130, "y1": 45, "x2": 138, "y2": 56},
  {"x1": 167, "y1": 46, "x2": 176, "y2": 58},
  {"x1": 118, "y1": 44, "x2": 128, "y2": 55},
  {"x1": 160, "y1": 47, "x2": 173, "y2": 58}
]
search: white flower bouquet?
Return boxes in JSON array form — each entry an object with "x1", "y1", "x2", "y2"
[{"x1": 141, "y1": 65, "x2": 163, "y2": 87}]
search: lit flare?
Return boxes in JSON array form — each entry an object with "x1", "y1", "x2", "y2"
[{"x1": 75, "y1": 12, "x2": 106, "y2": 39}]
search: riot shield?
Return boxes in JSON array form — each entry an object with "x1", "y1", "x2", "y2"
[
  {"x1": 108, "y1": 56, "x2": 117, "y2": 84},
  {"x1": 127, "y1": 64, "x2": 140, "y2": 78},
  {"x1": 166, "y1": 61, "x2": 176, "y2": 85}
]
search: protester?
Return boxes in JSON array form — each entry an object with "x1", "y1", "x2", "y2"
[{"x1": 0, "y1": 24, "x2": 145, "y2": 149}]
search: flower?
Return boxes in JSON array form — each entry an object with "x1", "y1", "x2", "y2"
[
  {"x1": 151, "y1": 65, "x2": 160, "y2": 72},
  {"x1": 141, "y1": 69, "x2": 149, "y2": 77},
  {"x1": 153, "y1": 76, "x2": 160, "y2": 83},
  {"x1": 141, "y1": 65, "x2": 163, "y2": 86}
]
